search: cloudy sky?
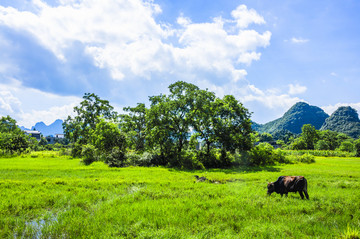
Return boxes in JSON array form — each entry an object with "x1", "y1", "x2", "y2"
[{"x1": 0, "y1": 0, "x2": 360, "y2": 128}]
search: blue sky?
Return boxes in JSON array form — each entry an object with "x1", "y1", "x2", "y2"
[{"x1": 0, "y1": 0, "x2": 359, "y2": 128}]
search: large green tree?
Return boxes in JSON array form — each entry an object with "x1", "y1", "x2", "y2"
[
  {"x1": 213, "y1": 95, "x2": 253, "y2": 152},
  {"x1": 190, "y1": 88, "x2": 217, "y2": 154},
  {"x1": 147, "y1": 81, "x2": 200, "y2": 159},
  {"x1": 301, "y1": 124, "x2": 318, "y2": 150},
  {"x1": 0, "y1": 116, "x2": 29, "y2": 153},
  {"x1": 63, "y1": 93, "x2": 117, "y2": 145},
  {"x1": 119, "y1": 103, "x2": 147, "y2": 151}
]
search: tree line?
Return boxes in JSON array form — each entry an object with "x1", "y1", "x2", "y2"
[
  {"x1": 63, "y1": 81, "x2": 253, "y2": 168},
  {"x1": 2, "y1": 81, "x2": 360, "y2": 168}
]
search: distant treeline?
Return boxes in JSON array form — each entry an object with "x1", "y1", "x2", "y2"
[{"x1": 2, "y1": 81, "x2": 360, "y2": 168}]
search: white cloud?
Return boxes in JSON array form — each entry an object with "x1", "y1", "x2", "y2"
[
  {"x1": 288, "y1": 83, "x2": 307, "y2": 95},
  {"x1": 291, "y1": 37, "x2": 309, "y2": 44},
  {"x1": 0, "y1": 1, "x2": 273, "y2": 125},
  {"x1": 240, "y1": 84, "x2": 302, "y2": 109},
  {"x1": 231, "y1": 5, "x2": 266, "y2": 29},
  {"x1": 0, "y1": 80, "x2": 81, "y2": 128},
  {"x1": 0, "y1": 1, "x2": 271, "y2": 84},
  {"x1": 321, "y1": 103, "x2": 360, "y2": 116},
  {"x1": 0, "y1": 91, "x2": 22, "y2": 114}
]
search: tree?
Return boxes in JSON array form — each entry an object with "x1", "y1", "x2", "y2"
[
  {"x1": 290, "y1": 137, "x2": 307, "y2": 150},
  {"x1": 0, "y1": 116, "x2": 19, "y2": 133},
  {"x1": 81, "y1": 118, "x2": 127, "y2": 166},
  {"x1": 146, "y1": 94, "x2": 174, "y2": 160},
  {"x1": 119, "y1": 103, "x2": 147, "y2": 151},
  {"x1": 301, "y1": 124, "x2": 318, "y2": 150},
  {"x1": 90, "y1": 118, "x2": 126, "y2": 154},
  {"x1": 63, "y1": 93, "x2": 117, "y2": 148},
  {"x1": 338, "y1": 141, "x2": 354, "y2": 152},
  {"x1": 0, "y1": 116, "x2": 29, "y2": 153},
  {"x1": 259, "y1": 133, "x2": 273, "y2": 142},
  {"x1": 146, "y1": 81, "x2": 200, "y2": 161},
  {"x1": 354, "y1": 139, "x2": 360, "y2": 157},
  {"x1": 318, "y1": 130, "x2": 339, "y2": 150},
  {"x1": 190, "y1": 88, "x2": 217, "y2": 154},
  {"x1": 213, "y1": 95, "x2": 253, "y2": 152},
  {"x1": 315, "y1": 140, "x2": 330, "y2": 150}
]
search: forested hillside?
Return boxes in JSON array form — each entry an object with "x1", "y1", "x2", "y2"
[
  {"x1": 321, "y1": 106, "x2": 360, "y2": 138},
  {"x1": 254, "y1": 102, "x2": 329, "y2": 135}
]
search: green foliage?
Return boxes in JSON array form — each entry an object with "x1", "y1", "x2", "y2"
[
  {"x1": 301, "y1": 124, "x2": 318, "y2": 149},
  {"x1": 104, "y1": 146, "x2": 126, "y2": 167},
  {"x1": 315, "y1": 140, "x2": 330, "y2": 150},
  {"x1": 213, "y1": 95, "x2": 253, "y2": 152},
  {"x1": 259, "y1": 132, "x2": 273, "y2": 142},
  {"x1": 355, "y1": 139, "x2": 360, "y2": 157},
  {"x1": 338, "y1": 141, "x2": 355, "y2": 152},
  {"x1": 256, "y1": 102, "x2": 329, "y2": 135},
  {"x1": 290, "y1": 137, "x2": 307, "y2": 150},
  {"x1": 248, "y1": 143, "x2": 286, "y2": 166},
  {"x1": 63, "y1": 93, "x2": 117, "y2": 146},
  {"x1": 119, "y1": 103, "x2": 147, "y2": 151},
  {"x1": 286, "y1": 153, "x2": 315, "y2": 163},
  {"x1": 321, "y1": 106, "x2": 360, "y2": 138},
  {"x1": 0, "y1": 116, "x2": 29, "y2": 154},
  {"x1": 145, "y1": 81, "x2": 253, "y2": 167},
  {"x1": 81, "y1": 144, "x2": 97, "y2": 165},
  {"x1": 90, "y1": 119, "x2": 126, "y2": 153}
]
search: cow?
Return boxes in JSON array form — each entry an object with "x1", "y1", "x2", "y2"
[{"x1": 267, "y1": 176, "x2": 309, "y2": 199}]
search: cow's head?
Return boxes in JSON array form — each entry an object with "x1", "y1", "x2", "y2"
[{"x1": 267, "y1": 182, "x2": 275, "y2": 195}]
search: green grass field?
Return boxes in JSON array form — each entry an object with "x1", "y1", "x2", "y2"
[{"x1": 1, "y1": 152, "x2": 359, "y2": 238}]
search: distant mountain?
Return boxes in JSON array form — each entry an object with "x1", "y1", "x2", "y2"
[
  {"x1": 30, "y1": 119, "x2": 64, "y2": 136},
  {"x1": 254, "y1": 102, "x2": 329, "y2": 135},
  {"x1": 320, "y1": 106, "x2": 360, "y2": 138}
]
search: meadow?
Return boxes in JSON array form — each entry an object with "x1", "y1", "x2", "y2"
[{"x1": 0, "y1": 152, "x2": 359, "y2": 238}]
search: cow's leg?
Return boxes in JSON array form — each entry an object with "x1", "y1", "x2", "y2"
[
  {"x1": 299, "y1": 191, "x2": 304, "y2": 199},
  {"x1": 285, "y1": 193, "x2": 288, "y2": 197},
  {"x1": 304, "y1": 190, "x2": 309, "y2": 200}
]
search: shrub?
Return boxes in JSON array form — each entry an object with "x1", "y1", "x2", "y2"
[
  {"x1": 249, "y1": 143, "x2": 276, "y2": 166},
  {"x1": 315, "y1": 140, "x2": 330, "y2": 150},
  {"x1": 104, "y1": 146, "x2": 126, "y2": 167},
  {"x1": 355, "y1": 139, "x2": 360, "y2": 157},
  {"x1": 338, "y1": 141, "x2": 354, "y2": 152},
  {"x1": 71, "y1": 142, "x2": 83, "y2": 158},
  {"x1": 290, "y1": 137, "x2": 307, "y2": 150},
  {"x1": 286, "y1": 154, "x2": 315, "y2": 164},
  {"x1": 178, "y1": 150, "x2": 205, "y2": 170},
  {"x1": 196, "y1": 150, "x2": 219, "y2": 168},
  {"x1": 81, "y1": 144, "x2": 97, "y2": 165},
  {"x1": 126, "y1": 151, "x2": 155, "y2": 167}
]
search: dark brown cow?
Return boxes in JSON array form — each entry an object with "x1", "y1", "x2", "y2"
[{"x1": 267, "y1": 176, "x2": 309, "y2": 199}]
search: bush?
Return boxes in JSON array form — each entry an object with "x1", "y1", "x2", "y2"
[
  {"x1": 104, "y1": 146, "x2": 126, "y2": 167},
  {"x1": 178, "y1": 150, "x2": 205, "y2": 170},
  {"x1": 315, "y1": 140, "x2": 330, "y2": 150},
  {"x1": 338, "y1": 141, "x2": 354, "y2": 152},
  {"x1": 286, "y1": 154, "x2": 315, "y2": 164},
  {"x1": 196, "y1": 150, "x2": 219, "y2": 168},
  {"x1": 81, "y1": 144, "x2": 97, "y2": 165},
  {"x1": 355, "y1": 139, "x2": 360, "y2": 157},
  {"x1": 290, "y1": 137, "x2": 307, "y2": 150},
  {"x1": 126, "y1": 151, "x2": 156, "y2": 167},
  {"x1": 249, "y1": 143, "x2": 276, "y2": 166},
  {"x1": 71, "y1": 142, "x2": 83, "y2": 158}
]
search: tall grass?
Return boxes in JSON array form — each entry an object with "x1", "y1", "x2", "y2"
[{"x1": 0, "y1": 152, "x2": 359, "y2": 238}]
